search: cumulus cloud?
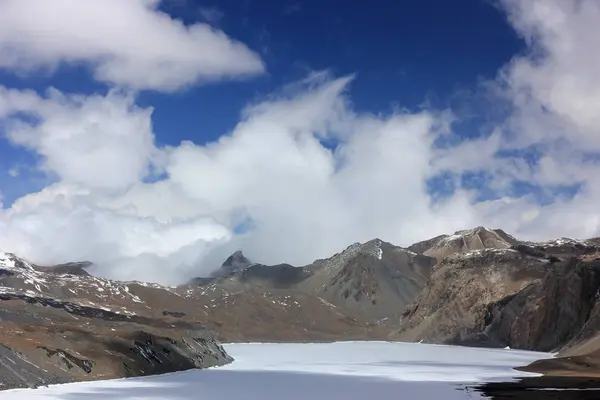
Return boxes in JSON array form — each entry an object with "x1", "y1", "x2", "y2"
[
  {"x1": 0, "y1": 76, "x2": 468, "y2": 283},
  {"x1": 0, "y1": 89, "x2": 230, "y2": 284},
  {"x1": 0, "y1": 0, "x2": 264, "y2": 91},
  {"x1": 1, "y1": 0, "x2": 600, "y2": 284},
  {"x1": 1, "y1": 88, "x2": 157, "y2": 191},
  {"x1": 449, "y1": 0, "x2": 600, "y2": 239}
]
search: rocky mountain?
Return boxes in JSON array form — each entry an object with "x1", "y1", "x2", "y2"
[
  {"x1": 396, "y1": 236, "x2": 600, "y2": 376},
  {"x1": 298, "y1": 239, "x2": 436, "y2": 319},
  {"x1": 212, "y1": 250, "x2": 253, "y2": 277},
  {"x1": 408, "y1": 226, "x2": 517, "y2": 262},
  {"x1": 0, "y1": 251, "x2": 232, "y2": 390},
  {"x1": 0, "y1": 241, "x2": 409, "y2": 389},
  {"x1": 191, "y1": 239, "x2": 436, "y2": 321},
  {"x1": 5, "y1": 225, "x2": 600, "y2": 389}
]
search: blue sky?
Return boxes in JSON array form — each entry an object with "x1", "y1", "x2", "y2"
[
  {"x1": 0, "y1": 0, "x2": 524, "y2": 205},
  {"x1": 1, "y1": 1, "x2": 523, "y2": 142},
  {"x1": 154, "y1": 0, "x2": 523, "y2": 141},
  {"x1": 0, "y1": 0, "x2": 597, "y2": 282}
]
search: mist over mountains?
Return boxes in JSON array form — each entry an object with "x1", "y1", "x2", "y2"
[{"x1": 0, "y1": 0, "x2": 599, "y2": 285}]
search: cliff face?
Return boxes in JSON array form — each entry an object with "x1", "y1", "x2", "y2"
[
  {"x1": 517, "y1": 256, "x2": 600, "y2": 377},
  {"x1": 482, "y1": 257, "x2": 600, "y2": 352},
  {"x1": 397, "y1": 241, "x2": 600, "y2": 364},
  {"x1": 396, "y1": 247, "x2": 551, "y2": 346}
]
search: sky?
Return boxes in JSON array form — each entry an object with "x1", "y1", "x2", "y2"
[{"x1": 0, "y1": 0, "x2": 599, "y2": 284}]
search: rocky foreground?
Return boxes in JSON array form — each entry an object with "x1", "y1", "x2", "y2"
[{"x1": 3, "y1": 226, "x2": 600, "y2": 389}]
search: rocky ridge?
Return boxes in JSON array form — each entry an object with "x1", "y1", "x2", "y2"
[
  {"x1": 192, "y1": 238, "x2": 436, "y2": 321},
  {"x1": 4, "y1": 226, "x2": 600, "y2": 388}
]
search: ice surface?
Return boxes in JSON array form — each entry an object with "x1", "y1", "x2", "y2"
[{"x1": 2, "y1": 341, "x2": 553, "y2": 399}]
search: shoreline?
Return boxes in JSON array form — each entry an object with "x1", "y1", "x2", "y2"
[{"x1": 472, "y1": 376, "x2": 600, "y2": 399}]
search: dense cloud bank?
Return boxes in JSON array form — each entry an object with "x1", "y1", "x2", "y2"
[{"x1": 0, "y1": 0, "x2": 599, "y2": 284}]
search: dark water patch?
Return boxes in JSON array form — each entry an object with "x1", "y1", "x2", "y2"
[{"x1": 471, "y1": 376, "x2": 600, "y2": 399}]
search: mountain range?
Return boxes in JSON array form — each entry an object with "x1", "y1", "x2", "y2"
[{"x1": 2, "y1": 226, "x2": 600, "y2": 389}]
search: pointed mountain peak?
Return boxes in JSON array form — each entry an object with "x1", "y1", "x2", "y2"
[
  {"x1": 218, "y1": 250, "x2": 253, "y2": 276},
  {"x1": 222, "y1": 250, "x2": 251, "y2": 267}
]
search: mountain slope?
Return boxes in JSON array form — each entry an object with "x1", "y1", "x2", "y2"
[
  {"x1": 298, "y1": 239, "x2": 436, "y2": 319},
  {"x1": 0, "y1": 247, "x2": 392, "y2": 390},
  {"x1": 0, "y1": 252, "x2": 232, "y2": 390},
  {"x1": 192, "y1": 239, "x2": 436, "y2": 322},
  {"x1": 6, "y1": 226, "x2": 600, "y2": 385},
  {"x1": 396, "y1": 239, "x2": 600, "y2": 353}
]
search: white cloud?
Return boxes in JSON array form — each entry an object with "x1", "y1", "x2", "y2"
[
  {"x1": 500, "y1": 0, "x2": 600, "y2": 146},
  {"x1": 0, "y1": 77, "x2": 466, "y2": 282},
  {"x1": 2, "y1": 88, "x2": 157, "y2": 191},
  {"x1": 0, "y1": 189, "x2": 231, "y2": 284},
  {"x1": 1, "y1": 0, "x2": 600, "y2": 284},
  {"x1": 164, "y1": 77, "x2": 454, "y2": 265},
  {"x1": 0, "y1": 0, "x2": 264, "y2": 91},
  {"x1": 0, "y1": 89, "x2": 231, "y2": 284},
  {"x1": 431, "y1": 0, "x2": 600, "y2": 240}
]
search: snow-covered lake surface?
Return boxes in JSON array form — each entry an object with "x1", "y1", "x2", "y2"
[{"x1": 3, "y1": 342, "x2": 553, "y2": 399}]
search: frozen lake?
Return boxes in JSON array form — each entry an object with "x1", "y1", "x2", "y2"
[{"x1": 3, "y1": 341, "x2": 553, "y2": 399}]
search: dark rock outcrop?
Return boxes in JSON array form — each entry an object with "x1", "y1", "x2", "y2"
[
  {"x1": 214, "y1": 250, "x2": 253, "y2": 277},
  {"x1": 482, "y1": 258, "x2": 600, "y2": 352}
]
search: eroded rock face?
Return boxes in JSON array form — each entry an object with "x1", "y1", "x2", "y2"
[
  {"x1": 396, "y1": 244, "x2": 600, "y2": 354},
  {"x1": 0, "y1": 252, "x2": 231, "y2": 391},
  {"x1": 396, "y1": 248, "x2": 550, "y2": 346},
  {"x1": 516, "y1": 257, "x2": 600, "y2": 377},
  {"x1": 482, "y1": 258, "x2": 600, "y2": 352},
  {"x1": 397, "y1": 232, "x2": 600, "y2": 377}
]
